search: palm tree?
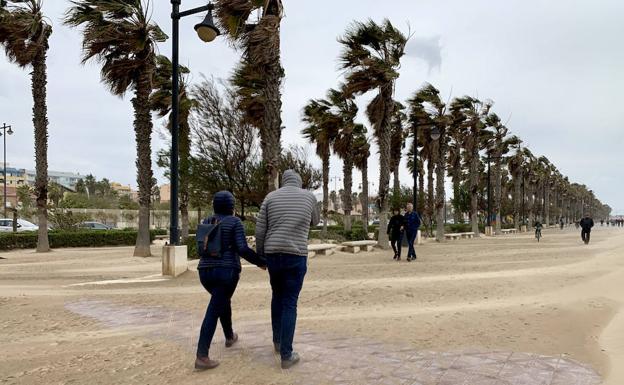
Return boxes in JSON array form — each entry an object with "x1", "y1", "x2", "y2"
[
  {"x1": 328, "y1": 87, "x2": 358, "y2": 232},
  {"x1": 352, "y1": 127, "x2": 370, "y2": 234},
  {"x1": 214, "y1": 0, "x2": 284, "y2": 192},
  {"x1": 150, "y1": 55, "x2": 195, "y2": 239},
  {"x1": 485, "y1": 113, "x2": 519, "y2": 234},
  {"x1": 389, "y1": 102, "x2": 406, "y2": 197},
  {"x1": 302, "y1": 98, "x2": 337, "y2": 237},
  {"x1": 507, "y1": 142, "x2": 525, "y2": 230},
  {"x1": 0, "y1": 0, "x2": 52, "y2": 252},
  {"x1": 339, "y1": 19, "x2": 407, "y2": 249},
  {"x1": 65, "y1": 0, "x2": 167, "y2": 257},
  {"x1": 450, "y1": 97, "x2": 492, "y2": 236},
  {"x1": 447, "y1": 110, "x2": 466, "y2": 224}
]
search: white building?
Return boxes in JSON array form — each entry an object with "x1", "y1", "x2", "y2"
[{"x1": 25, "y1": 169, "x2": 84, "y2": 190}]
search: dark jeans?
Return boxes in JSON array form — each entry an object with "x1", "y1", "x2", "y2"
[
  {"x1": 581, "y1": 229, "x2": 591, "y2": 243},
  {"x1": 390, "y1": 233, "x2": 403, "y2": 258},
  {"x1": 266, "y1": 254, "x2": 307, "y2": 360},
  {"x1": 406, "y1": 230, "x2": 417, "y2": 259},
  {"x1": 196, "y1": 267, "x2": 240, "y2": 358}
]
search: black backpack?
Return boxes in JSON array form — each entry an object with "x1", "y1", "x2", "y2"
[{"x1": 196, "y1": 218, "x2": 223, "y2": 259}]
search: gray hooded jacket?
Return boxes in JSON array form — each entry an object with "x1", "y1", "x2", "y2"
[{"x1": 255, "y1": 170, "x2": 320, "y2": 257}]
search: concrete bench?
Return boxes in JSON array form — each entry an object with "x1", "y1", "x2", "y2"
[
  {"x1": 341, "y1": 240, "x2": 378, "y2": 253},
  {"x1": 307, "y1": 244, "x2": 337, "y2": 258},
  {"x1": 444, "y1": 233, "x2": 462, "y2": 241},
  {"x1": 501, "y1": 229, "x2": 517, "y2": 235},
  {"x1": 459, "y1": 232, "x2": 476, "y2": 239}
]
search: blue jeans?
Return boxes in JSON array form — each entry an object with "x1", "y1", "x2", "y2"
[
  {"x1": 196, "y1": 267, "x2": 240, "y2": 358},
  {"x1": 406, "y1": 230, "x2": 417, "y2": 259},
  {"x1": 266, "y1": 254, "x2": 307, "y2": 359}
]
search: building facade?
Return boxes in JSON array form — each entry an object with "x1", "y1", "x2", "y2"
[{"x1": 25, "y1": 169, "x2": 84, "y2": 190}]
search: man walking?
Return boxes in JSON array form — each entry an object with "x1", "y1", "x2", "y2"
[
  {"x1": 579, "y1": 213, "x2": 594, "y2": 245},
  {"x1": 404, "y1": 203, "x2": 421, "y2": 262},
  {"x1": 255, "y1": 170, "x2": 320, "y2": 369}
]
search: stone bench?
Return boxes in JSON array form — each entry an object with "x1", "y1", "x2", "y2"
[
  {"x1": 341, "y1": 240, "x2": 378, "y2": 253},
  {"x1": 459, "y1": 232, "x2": 476, "y2": 239},
  {"x1": 307, "y1": 244, "x2": 337, "y2": 258},
  {"x1": 501, "y1": 229, "x2": 518, "y2": 235},
  {"x1": 444, "y1": 233, "x2": 462, "y2": 241}
]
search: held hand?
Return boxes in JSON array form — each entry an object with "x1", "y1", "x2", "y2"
[{"x1": 259, "y1": 265, "x2": 267, "y2": 270}]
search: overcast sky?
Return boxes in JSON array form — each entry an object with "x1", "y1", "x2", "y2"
[{"x1": 1, "y1": 0, "x2": 622, "y2": 213}]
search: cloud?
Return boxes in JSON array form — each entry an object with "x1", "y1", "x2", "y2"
[{"x1": 405, "y1": 35, "x2": 442, "y2": 74}]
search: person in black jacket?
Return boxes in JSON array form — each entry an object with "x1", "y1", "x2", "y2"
[
  {"x1": 579, "y1": 213, "x2": 594, "y2": 245},
  {"x1": 195, "y1": 191, "x2": 266, "y2": 371},
  {"x1": 387, "y1": 208, "x2": 404, "y2": 260}
]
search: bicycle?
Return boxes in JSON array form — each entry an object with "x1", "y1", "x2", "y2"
[{"x1": 535, "y1": 228, "x2": 542, "y2": 242}]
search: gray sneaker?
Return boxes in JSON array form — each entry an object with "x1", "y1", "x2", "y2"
[{"x1": 281, "y1": 352, "x2": 300, "y2": 369}]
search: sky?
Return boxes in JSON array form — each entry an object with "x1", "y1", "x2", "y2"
[{"x1": 1, "y1": 0, "x2": 623, "y2": 213}]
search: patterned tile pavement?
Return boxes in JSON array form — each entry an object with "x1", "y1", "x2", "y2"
[{"x1": 66, "y1": 300, "x2": 602, "y2": 385}]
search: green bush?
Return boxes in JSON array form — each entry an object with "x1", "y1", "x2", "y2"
[
  {"x1": 243, "y1": 221, "x2": 256, "y2": 236},
  {"x1": 185, "y1": 236, "x2": 199, "y2": 260},
  {"x1": 0, "y1": 229, "x2": 165, "y2": 251}
]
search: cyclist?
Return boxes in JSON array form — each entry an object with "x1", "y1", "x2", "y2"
[{"x1": 534, "y1": 220, "x2": 543, "y2": 241}]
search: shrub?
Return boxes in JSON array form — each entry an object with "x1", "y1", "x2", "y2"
[
  {"x1": 49, "y1": 210, "x2": 91, "y2": 231},
  {"x1": 0, "y1": 229, "x2": 165, "y2": 251},
  {"x1": 243, "y1": 220, "x2": 256, "y2": 236},
  {"x1": 185, "y1": 236, "x2": 199, "y2": 260}
]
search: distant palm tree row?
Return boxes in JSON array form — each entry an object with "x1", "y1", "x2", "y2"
[{"x1": 303, "y1": 19, "x2": 610, "y2": 247}]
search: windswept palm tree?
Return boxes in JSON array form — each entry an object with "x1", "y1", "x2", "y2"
[
  {"x1": 302, "y1": 98, "x2": 337, "y2": 237},
  {"x1": 0, "y1": 0, "x2": 51, "y2": 252},
  {"x1": 328, "y1": 87, "x2": 358, "y2": 232},
  {"x1": 339, "y1": 19, "x2": 407, "y2": 249},
  {"x1": 214, "y1": 0, "x2": 284, "y2": 192},
  {"x1": 450, "y1": 96, "x2": 492, "y2": 236},
  {"x1": 150, "y1": 55, "x2": 195, "y2": 239},
  {"x1": 389, "y1": 101, "x2": 406, "y2": 197},
  {"x1": 507, "y1": 141, "x2": 525, "y2": 230},
  {"x1": 408, "y1": 83, "x2": 448, "y2": 241},
  {"x1": 65, "y1": 0, "x2": 167, "y2": 257},
  {"x1": 352, "y1": 126, "x2": 370, "y2": 234}
]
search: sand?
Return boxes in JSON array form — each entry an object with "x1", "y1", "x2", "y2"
[{"x1": 0, "y1": 225, "x2": 623, "y2": 384}]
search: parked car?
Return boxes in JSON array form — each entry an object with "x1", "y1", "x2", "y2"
[
  {"x1": 79, "y1": 221, "x2": 112, "y2": 230},
  {"x1": 0, "y1": 218, "x2": 39, "y2": 232}
]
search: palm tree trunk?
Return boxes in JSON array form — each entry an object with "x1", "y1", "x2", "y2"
[
  {"x1": 418, "y1": 166, "x2": 425, "y2": 215},
  {"x1": 32, "y1": 51, "x2": 50, "y2": 252},
  {"x1": 322, "y1": 155, "x2": 329, "y2": 238},
  {"x1": 393, "y1": 165, "x2": 400, "y2": 195},
  {"x1": 376, "y1": 86, "x2": 393, "y2": 250},
  {"x1": 544, "y1": 181, "x2": 550, "y2": 225},
  {"x1": 493, "y1": 150, "x2": 503, "y2": 235},
  {"x1": 179, "y1": 122, "x2": 190, "y2": 239},
  {"x1": 427, "y1": 157, "x2": 435, "y2": 237},
  {"x1": 343, "y1": 158, "x2": 353, "y2": 232},
  {"x1": 469, "y1": 137, "x2": 480, "y2": 236},
  {"x1": 513, "y1": 169, "x2": 522, "y2": 230},
  {"x1": 133, "y1": 70, "x2": 154, "y2": 257},
  {"x1": 361, "y1": 164, "x2": 369, "y2": 235},
  {"x1": 435, "y1": 138, "x2": 446, "y2": 242},
  {"x1": 452, "y1": 164, "x2": 462, "y2": 223}
]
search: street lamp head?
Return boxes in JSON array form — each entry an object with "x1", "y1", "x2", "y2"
[
  {"x1": 7, "y1": 126, "x2": 13, "y2": 135},
  {"x1": 430, "y1": 126, "x2": 441, "y2": 141},
  {"x1": 194, "y1": 5, "x2": 220, "y2": 43}
]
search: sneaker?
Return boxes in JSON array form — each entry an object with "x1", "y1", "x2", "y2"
[
  {"x1": 281, "y1": 352, "x2": 300, "y2": 369},
  {"x1": 195, "y1": 357, "x2": 220, "y2": 371},
  {"x1": 225, "y1": 333, "x2": 238, "y2": 348}
]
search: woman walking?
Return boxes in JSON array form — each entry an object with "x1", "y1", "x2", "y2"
[
  {"x1": 195, "y1": 191, "x2": 266, "y2": 370},
  {"x1": 387, "y1": 208, "x2": 405, "y2": 261}
]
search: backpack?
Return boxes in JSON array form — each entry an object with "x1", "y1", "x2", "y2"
[{"x1": 196, "y1": 217, "x2": 223, "y2": 259}]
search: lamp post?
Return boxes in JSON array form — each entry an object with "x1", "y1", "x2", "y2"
[
  {"x1": 485, "y1": 155, "x2": 502, "y2": 233},
  {"x1": 169, "y1": 1, "x2": 220, "y2": 246},
  {"x1": 1, "y1": 123, "x2": 13, "y2": 217}
]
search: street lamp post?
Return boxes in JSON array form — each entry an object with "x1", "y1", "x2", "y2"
[
  {"x1": 412, "y1": 125, "x2": 441, "y2": 211},
  {"x1": 485, "y1": 155, "x2": 502, "y2": 235},
  {"x1": 169, "y1": 1, "x2": 219, "y2": 246},
  {"x1": 1, "y1": 123, "x2": 13, "y2": 218}
]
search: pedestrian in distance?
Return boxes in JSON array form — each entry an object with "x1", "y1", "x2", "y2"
[
  {"x1": 255, "y1": 170, "x2": 320, "y2": 369},
  {"x1": 580, "y1": 213, "x2": 594, "y2": 245},
  {"x1": 404, "y1": 203, "x2": 421, "y2": 262},
  {"x1": 194, "y1": 191, "x2": 267, "y2": 371},
  {"x1": 387, "y1": 208, "x2": 404, "y2": 261}
]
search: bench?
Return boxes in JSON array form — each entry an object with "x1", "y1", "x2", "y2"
[
  {"x1": 341, "y1": 240, "x2": 378, "y2": 253},
  {"x1": 307, "y1": 244, "x2": 337, "y2": 258},
  {"x1": 459, "y1": 232, "x2": 476, "y2": 239},
  {"x1": 501, "y1": 229, "x2": 518, "y2": 235},
  {"x1": 444, "y1": 233, "x2": 462, "y2": 241}
]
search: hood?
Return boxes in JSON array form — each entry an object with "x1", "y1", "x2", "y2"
[
  {"x1": 281, "y1": 170, "x2": 303, "y2": 188},
  {"x1": 213, "y1": 191, "x2": 235, "y2": 215}
]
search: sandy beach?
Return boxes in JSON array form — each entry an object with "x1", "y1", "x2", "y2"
[{"x1": 1, "y1": 225, "x2": 623, "y2": 384}]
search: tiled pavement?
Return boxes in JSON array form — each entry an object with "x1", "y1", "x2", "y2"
[{"x1": 66, "y1": 300, "x2": 602, "y2": 385}]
